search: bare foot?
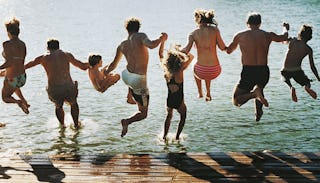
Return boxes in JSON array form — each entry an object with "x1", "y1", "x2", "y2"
[
  {"x1": 0, "y1": 123, "x2": 6, "y2": 127},
  {"x1": 205, "y1": 95, "x2": 212, "y2": 102},
  {"x1": 74, "y1": 121, "x2": 81, "y2": 129},
  {"x1": 253, "y1": 87, "x2": 269, "y2": 107},
  {"x1": 121, "y1": 119, "x2": 129, "y2": 137},
  {"x1": 291, "y1": 87, "x2": 298, "y2": 102},
  {"x1": 18, "y1": 101, "x2": 29, "y2": 114},
  {"x1": 198, "y1": 94, "x2": 203, "y2": 98},
  {"x1": 305, "y1": 86, "x2": 317, "y2": 99}
]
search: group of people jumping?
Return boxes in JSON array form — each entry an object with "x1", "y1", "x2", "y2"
[{"x1": 0, "y1": 9, "x2": 319, "y2": 140}]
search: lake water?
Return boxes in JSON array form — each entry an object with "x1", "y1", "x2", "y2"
[{"x1": 0, "y1": 0, "x2": 319, "y2": 156}]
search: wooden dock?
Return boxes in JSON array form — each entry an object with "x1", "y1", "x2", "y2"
[{"x1": 0, "y1": 152, "x2": 319, "y2": 182}]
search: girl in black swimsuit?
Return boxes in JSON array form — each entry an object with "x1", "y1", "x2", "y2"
[{"x1": 159, "y1": 35, "x2": 194, "y2": 140}]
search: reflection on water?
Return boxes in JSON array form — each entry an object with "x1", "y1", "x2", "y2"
[
  {"x1": 0, "y1": 0, "x2": 319, "y2": 155},
  {"x1": 50, "y1": 128, "x2": 80, "y2": 155}
]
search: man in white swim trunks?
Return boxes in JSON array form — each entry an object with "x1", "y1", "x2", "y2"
[{"x1": 105, "y1": 17, "x2": 167, "y2": 137}]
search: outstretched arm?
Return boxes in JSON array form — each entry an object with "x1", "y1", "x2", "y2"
[
  {"x1": 104, "y1": 45, "x2": 123, "y2": 75},
  {"x1": 143, "y1": 33, "x2": 166, "y2": 49},
  {"x1": 226, "y1": 34, "x2": 239, "y2": 54},
  {"x1": 308, "y1": 48, "x2": 320, "y2": 81},
  {"x1": 216, "y1": 29, "x2": 227, "y2": 51},
  {"x1": 181, "y1": 34, "x2": 194, "y2": 53},
  {"x1": 270, "y1": 22, "x2": 289, "y2": 42},
  {"x1": 25, "y1": 56, "x2": 42, "y2": 69},
  {"x1": 67, "y1": 53, "x2": 89, "y2": 70}
]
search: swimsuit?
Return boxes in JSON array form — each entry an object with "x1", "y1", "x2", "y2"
[
  {"x1": 47, "y1": 81, "x2": 78, "y2": 107},
  {"x1": 166, "y1": 78, "x2": 183, "y2": 109},
  {"x1": 194, "y1": 63, "x2": 221, "y2": 80},
  {"x1": 5, "y1": 73, "x2": 26, "y2": 88},
  {"x1": 281, "y1": 67, "x2": 311, "y2": 88},
  {"x1": 238, "y1": 65, "x2": 270, "y2": 91},
  {"x1": 122, "y1": 69, "x2": 149, "y2": 106}
]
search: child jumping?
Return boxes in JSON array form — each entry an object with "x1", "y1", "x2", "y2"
[
  {"x1": 88, "y1": 54, "x2": 120, "y2": 93},
  {"x1": 281, "y1": 24, "x2": 320, "y2": 102},
  {"x1": 159, "y1": 34, "x2": 194, "y2": 140}
]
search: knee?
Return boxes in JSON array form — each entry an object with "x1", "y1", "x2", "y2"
[
  {"x1": 140, "y1": 108, "x2": 148, "y2": 119},
  {"x1": 232, "y1": 97, "x2": 241, "y2": 107}
]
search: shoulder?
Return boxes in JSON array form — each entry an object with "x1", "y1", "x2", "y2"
[{"x1": 2, "y1": 40, "x2": 10, "y2": 47}]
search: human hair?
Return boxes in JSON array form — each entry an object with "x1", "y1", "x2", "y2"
[
  {"x1": 246, "y1": 12, "x2": 261, "y2": 26},
  {"x1": 162, "y1": 46, "x2": 188, "y2": 80},
  {"x1": 88, "y1": 54, "x2": 102, "y2": 67},
  {"x1": 5, "y1": 17, "x2": 20, "y2": 36},
  {"x1": 47, "y1": 39, "x2": 60, "y2": 50},
  {"x1": 298, "y1": 24, "x2": 312, "y2": 41},
  {"x1": 125, "y1": 17, "x2": 141, "y2": 33},
  {"x1": 194, "y1": 9, "x2": 215, "y2": 25}
]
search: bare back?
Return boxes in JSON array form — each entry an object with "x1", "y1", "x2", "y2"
[
  {"x1": 41, "y1": 50, "x2": 73, "y2": 86},
  {"x1": 2, "y1": 38, "x2": 26, "y2": 78},
  {"x1": 120, "y1": 32, "x2": 149, "y2": 75},
  {"x1": 283, "y1": 38, "x2": 310, "y2": 69},
  {"x1": 236, "y1": 29, "x2": 271, "y2": 66},
  {"x1": 190, "y1": 26, "x2": 225, "y2": 66}
]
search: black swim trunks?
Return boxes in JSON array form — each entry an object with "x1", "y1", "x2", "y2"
[
  {"x1": 130, "y1": 88, "x2": 149, "y2": 107},
  {"x1": 167, "y1": 78, "x2": 183, "y2": 109},
  {"x1": 281, "y1": 69, "x2": 311, "y2": 87},
  {"x1": 238, "y1": 65, "x2": 270, "y2": 91}
]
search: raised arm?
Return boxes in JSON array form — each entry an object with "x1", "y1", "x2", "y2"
[
  {"x1": 181, "y1": 52, "x2": 194, "y2": 71},
  {"x1": 67, "y1": 53, "x2": 89, "y2": 70},
  {"x1": 104, "y1": 45, "x2": 123, "y2": 75},
  {"x1": 158, "y1": 33, "x2": 168, "y2": 59},
  {"x1": 142, "y1": 33, "x2": 166, "y2": 49},
  {"x1": 308, "y1": 48, "x2": 320, "y2": 81},
  {"x1": 270, "y1": 23, "x2": 289, "y2": 42},
  {"x1": 181, "y1": 33, "x2": 194, "y2": 53}
]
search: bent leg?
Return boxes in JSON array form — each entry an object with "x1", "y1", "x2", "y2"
[
  {"x1": 2, "y1": 82, "x2": 28, "y2": 114},
  {"x1": 127, "y1": 88, "x2": 136, "y2": 104},
  {"x1": 121, "y1": 103, "x2": 148, "y2": 137},
  {"x1": 176, "y1": 102, "x2": 186, "y2": 140},
  {"x1": 305, "y1": 86, "x2": 317, "y2": 99}
]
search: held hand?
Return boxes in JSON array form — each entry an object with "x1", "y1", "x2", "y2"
[
  {"x1": 160, "y1": 32, "x2": 168, "y2": 42},
  {"x1": 283, "y1": 22, "x2": 289, "y2": 31}
]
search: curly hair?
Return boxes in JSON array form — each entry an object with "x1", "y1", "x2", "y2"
[
  {"x1": 162, "y1": 47, "x2": 188, "y2": 80},
  {"x1": 88, "y1": 54, "x2": 102, "y2": 67},
  {"x1": 194, "y1": 9, "x2": 215, "y2": 25},
  {"x1": 125, "y1": 17, "x2": 141, "y2": 33}
]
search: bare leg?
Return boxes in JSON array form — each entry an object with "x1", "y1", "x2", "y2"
[
  {"x1": 232, "y1": 86, "x2": 255, "y2": 107},
  {"x1": 70, "y1": 102, "x2": 80, "y2": 129},
  {"x1": 291, "y1": 87, "x2": 298, "y2": 102},
  {"x1": 304, "y1": 86, "x2": 317, "y2": 99},
  {"x1": 252, "y1": 87, "x2": 269, "y2": 107},
  {"x1": 163, "y1": 108, "x2": 173, "y2": 140},
  {"x1": 2, "y1": 83, "x2": 28, "y2": 114},
  {"x1": 15, "y1": 88, "x2": 30, "y2": 107},
  {"x1": 121, "y1": 104, "x2": 148, "y2": 137},
  {"x1": 205, "y1": 80, "x2": 212, "y2": 101},
  {"x1": 194, "y1": 75, "x2": 203, "y2": 98},
  {"x1": 176, "y1": 102, "x2": 186, "y2": 140},
  {"x1": 55, "y1": 105, "x2": 66, "y2": 128},
  {"x1": 127, "y1": 88, "x2": 136, "y2": 104}
]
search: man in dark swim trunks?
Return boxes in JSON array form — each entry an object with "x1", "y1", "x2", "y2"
[
  {"x1": 25, "y1": 39, "x2": 89, "y2": 128},
  {"x1": 226, "y1": 12, "x2": 289, "y2": 121}
]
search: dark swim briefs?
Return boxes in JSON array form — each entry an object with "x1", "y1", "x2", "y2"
[
  {"x1": 281, "y1": 69, "x2": 311, "y2": 87},
  {"x1": 237, "y1": 65, "x2": 270, "y2": 91}
]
